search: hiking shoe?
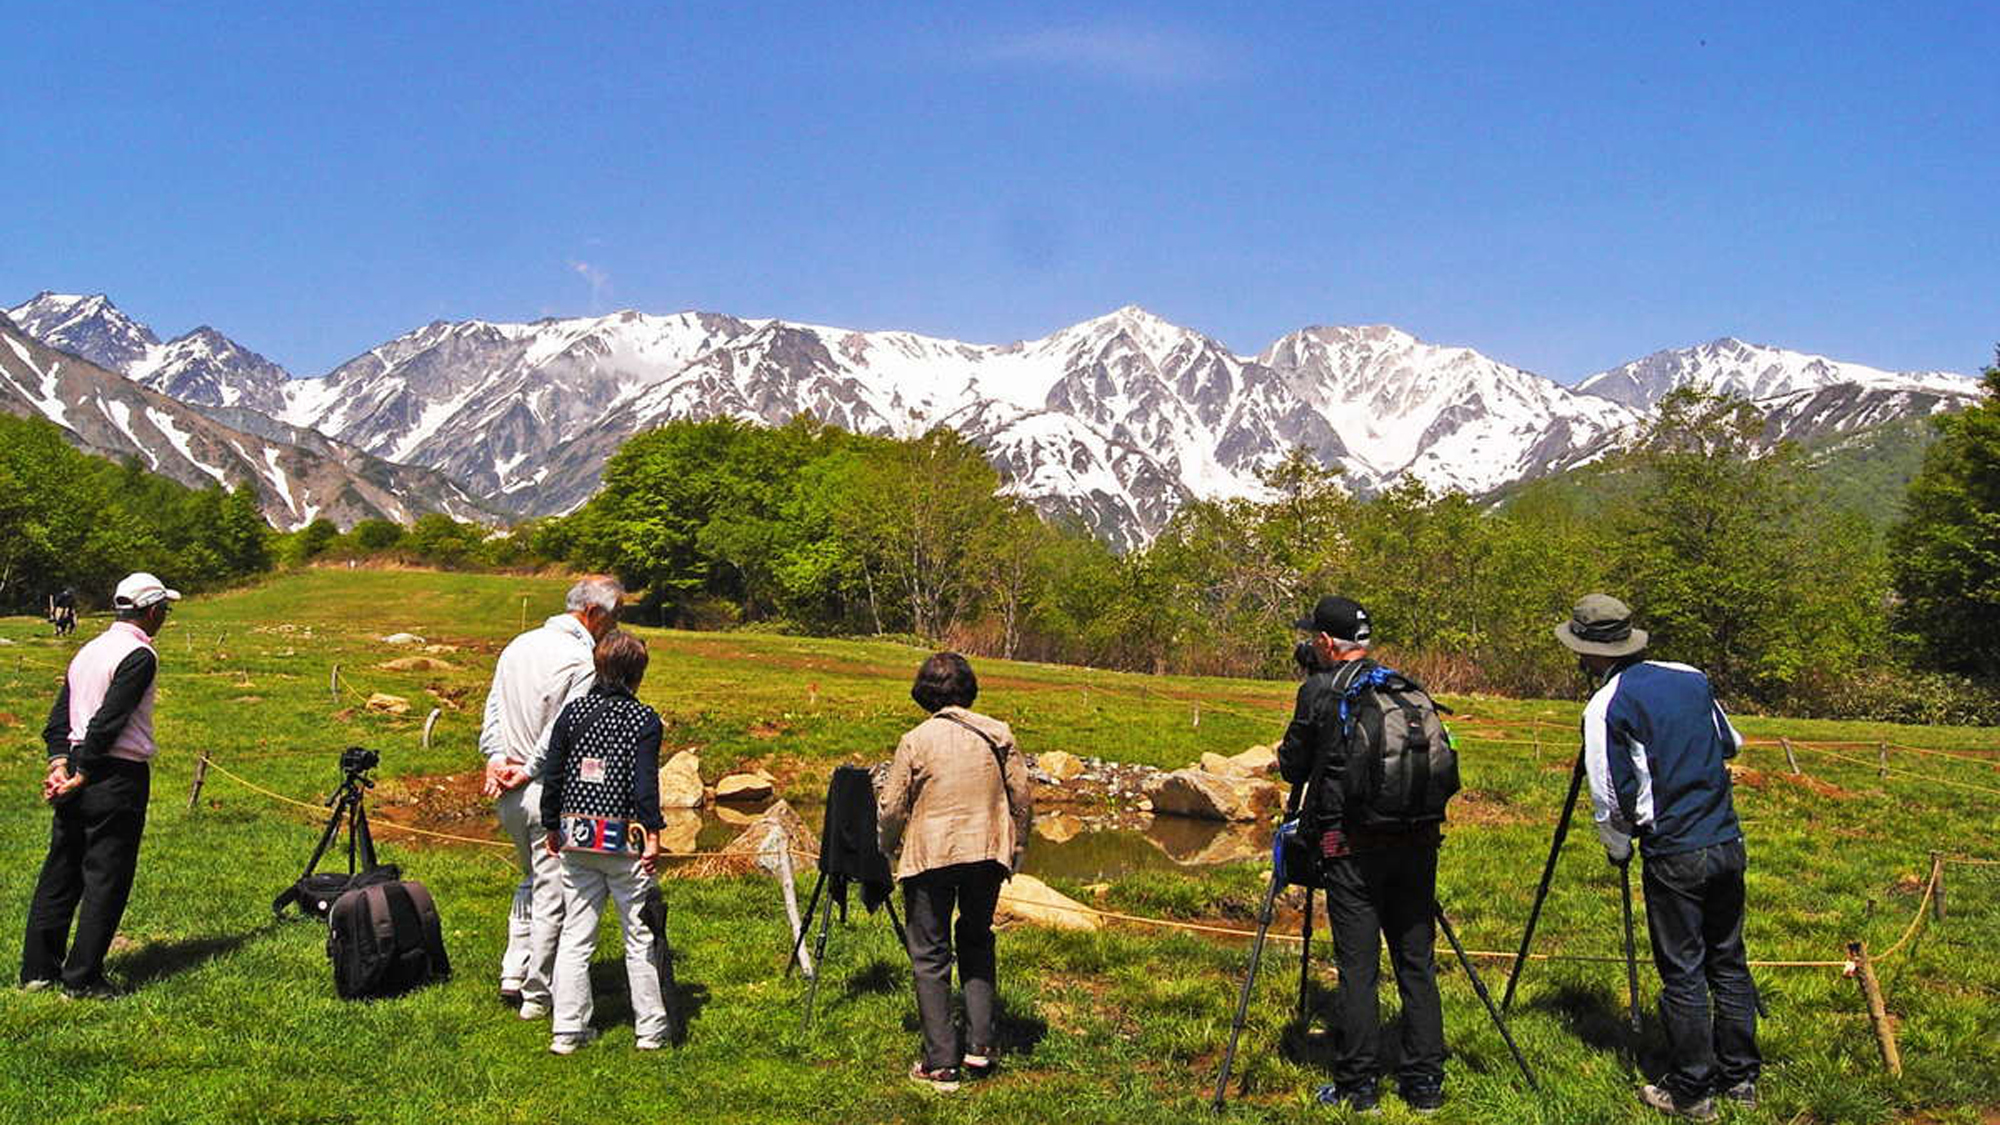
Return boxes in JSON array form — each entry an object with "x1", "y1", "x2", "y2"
[
  {"x1": 1314, "y1": 1082, "x2": 1381, "y2": 1114},
  {"x1": 498, "y1": 982, "x2": 524, "y2": 1007},
  {"x1": 635, "y1": 1034, "x2": 667, "y2": 1051},
  {"x1": 548, "y1": 1029, "x2": 599, "y2": 1055},
  {"x1": 1720, "y1": 1081, "x2": 1757, "y2": 1108},
  {"x1": 961, "y1": 1048, "x2": 995, "y2": 1077},
  {"x1": 1400, "y1": 1081, "x2": 1446, "y2": 1113},
  {"x1": 909, "y1": 1063, "x2": 961, "y2": 1093},
  {"x1": 1638, "y1": 1084, "x2": 1717, "y2": 1122},
  {"x1": 61, "y1": 980, "x2": 125, "y2": 1001},
  {"x1": 19, "y1": 979, "x2": 58, "y2": 993},
  {"x1": 517, "y1": 1000, "x2": 550, "y2": 1021}
]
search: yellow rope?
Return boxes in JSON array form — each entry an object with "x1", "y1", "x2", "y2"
[{"x1": 197, "y1": 756, "x2": 1954, "y2": 973}]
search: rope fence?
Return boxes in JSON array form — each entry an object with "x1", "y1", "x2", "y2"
[{"x1": 197, "y1": 753, "x2": 1976, "y2": 978}]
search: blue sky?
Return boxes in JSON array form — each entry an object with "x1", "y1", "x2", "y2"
[{"x1": 2, "y1": 1, "x2": 1993, "y2": 381}]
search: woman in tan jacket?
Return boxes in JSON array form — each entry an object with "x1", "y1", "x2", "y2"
[{"x1": 876, "y1": 652, "x2": 1033, "y2": 1092}]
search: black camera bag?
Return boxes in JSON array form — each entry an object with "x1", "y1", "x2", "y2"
[
  {"x1": 275, "y1": 865, "x2": 402, "y2": 921},
  {"x1": 327, "y1": 879, "x2": 451, "y2": 999}
]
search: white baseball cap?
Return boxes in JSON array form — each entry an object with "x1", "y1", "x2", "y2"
[{"x1": 113, "y1": 572, "x2": 182, "y2": 610}]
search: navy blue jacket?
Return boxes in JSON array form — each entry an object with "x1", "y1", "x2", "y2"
[{"x1": 1583, "y1": 660, "x2": 1743, "y2": 861}]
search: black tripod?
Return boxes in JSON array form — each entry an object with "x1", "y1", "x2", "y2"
[
  {"x1": 785, "y1": 869, "x2": 909, "y2": 1031},
  {"x1": 272, "y1": 755, "x2": 389, "y2": 918},
  {"x1": 1212, "y1": 821, "x2": 1538, "y2": 1111}
]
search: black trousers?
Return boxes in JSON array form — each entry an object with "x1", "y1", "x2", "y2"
[
  {"x1": 900, "y1": 861, "x2": 1005, "y2": 1071},
  {"x1": 1321, "y1": 844, "x2": 1447, "y2": 1088},
  {"x1": 1642, "y1": 837, "x2": 1761, "y2": 1099},
  {"x1": 22, "y1": 759, "x2": 150, "y2": 989}
]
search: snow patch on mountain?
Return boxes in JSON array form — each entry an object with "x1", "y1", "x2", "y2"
[{"x1": 1577, "y1": 337, "x2": 1974, "y2": 412}]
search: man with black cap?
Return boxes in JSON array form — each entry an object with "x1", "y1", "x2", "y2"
[
  {"x1": 1278, "y1": 595, "x2": 1447, "y2": 1114},
  {"x1": 1556, "y1": 594, "x2": 1760, "y2": 1122},
  {"x1": 23, "y1": 572, "x2": 179, "y2": 997}
]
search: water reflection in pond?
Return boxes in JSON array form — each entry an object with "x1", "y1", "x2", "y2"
[{"x1": 670, "y1": 801, "x2": 1271, "y2": 881}]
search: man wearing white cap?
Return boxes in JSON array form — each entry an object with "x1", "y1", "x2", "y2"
[{"x1": 22, "y1": 572, "x2": 179, "y2": 997}]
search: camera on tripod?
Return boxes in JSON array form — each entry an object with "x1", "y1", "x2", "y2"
[{"x1": 339, "y1": 746, "x2": 380, "y2": 779}]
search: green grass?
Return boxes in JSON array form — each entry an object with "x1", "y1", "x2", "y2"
[{"x1": 0, "y1": 567, "x2": 1995, "y2": 1123}]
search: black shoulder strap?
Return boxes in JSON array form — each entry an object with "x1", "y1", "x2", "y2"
[
  {"x1": 932, "y1": 712, "x2": 1018, "y2": 823},
  {"x1": 1299, "y1": 660, "x2": 1371, "y2": 822}
]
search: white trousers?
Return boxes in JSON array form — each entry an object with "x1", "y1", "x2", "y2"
[
  {"x1": 552, "y1": 849, "x2": 671, "y2": 1041},
  {"x1": 496, "y1": 779, "x2": 564, "y2": 1005}
]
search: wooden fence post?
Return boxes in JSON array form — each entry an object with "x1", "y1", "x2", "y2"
[
  {"x1": 330, "y1": 664, "x2": 340, "y2": 701},
  {"x1": 1877, "y1": 742, "x2": 1889, "y2": 780},
  {"x1": 1930, "y1": 852, "x2": 1946, "y2": 921},
  {"x1": 423, "y1": 708, "x2": 442, "y2": 751},
  {"x1": 187, "y1": 748, "x2": 211, "y2": 811},
  {"x1": 1781, "y1": 738, "x2": 1800, "y2": 775},
  {"x1": 1192, "y1": 703, "x2": 1201, "y2": 728},
  {"x1": 1847, "y1": 941, "x2": 1902, "y2": 1077}
]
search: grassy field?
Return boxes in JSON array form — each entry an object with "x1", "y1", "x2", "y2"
[{"x1": 0, "y1": 567, "x2": 1995, "y2": 1124}]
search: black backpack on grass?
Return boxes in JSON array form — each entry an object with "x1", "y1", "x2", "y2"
[{"x1": 327, "y1": 879, "x2": 451, "y2": 1000}]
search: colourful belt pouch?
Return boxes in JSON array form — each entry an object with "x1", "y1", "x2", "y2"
[{"x1": 561, "y1": 814, "x2": 635, "y2": 854}]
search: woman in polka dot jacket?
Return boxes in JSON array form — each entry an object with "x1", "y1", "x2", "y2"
[{"x1": 538, "y1": 629, "x2": 671, "y2": 1054}]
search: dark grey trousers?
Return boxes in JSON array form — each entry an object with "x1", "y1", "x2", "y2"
[
  {"x1": 22, "y1": 759, "x2": 150, "y2": 989},
  {"x1": 900, "y1": 861, "x2": 1005, "y2": 1071}
]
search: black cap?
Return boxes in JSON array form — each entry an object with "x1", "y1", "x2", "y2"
[{"x1": 1295, "y1": 596, "x2": 1371, "y2": 643}]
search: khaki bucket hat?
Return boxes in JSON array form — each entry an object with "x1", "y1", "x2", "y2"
[{"x1": 1554, "y1": 593, "x2": 1649, "y2": 657}]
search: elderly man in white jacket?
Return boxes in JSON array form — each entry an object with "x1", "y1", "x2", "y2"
[{"x1": 481, "y1": 575, "x2": 624, "y2": 1019}]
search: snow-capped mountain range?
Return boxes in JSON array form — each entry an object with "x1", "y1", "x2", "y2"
[{"x1": 3, "y1": 291, "x2": 1980, "y2": 544}]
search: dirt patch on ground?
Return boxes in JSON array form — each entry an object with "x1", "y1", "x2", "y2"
[
  {"x1": 0, "y1": 711, "x2": 19, "y2": 728},
  {"x1": 1449, "y1": 788, "x2": 1529, "y2": 826},
  {"x1": 1729, "y1": 764, "x2": 1859, "y2": 800},
  {"x1": 372, "y1": 770, "x2": 505, "y2": 845}
]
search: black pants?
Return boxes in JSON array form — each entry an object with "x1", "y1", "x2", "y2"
[
  {"x1": 22, "y1": 759, "x2": 150, "y2": 989},
  {"x1": 901, "y1": 861, "x2": 1005, "y2": 1071},
  {"x1": 1321, "y1": 845, "x2": 1447, "y2": 1088},
  {"x1": 1642, "y1": 837, "x2": 1760, "y2": 1099}
]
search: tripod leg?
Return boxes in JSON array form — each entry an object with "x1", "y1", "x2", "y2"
[
  {"x1": 1435, "y1": 903, "x2": 1538, "y2": 1091},
  {"x1": 801, "y1": 884, "x2": 837, "y2": 1033},
  {"x1": 787, "y1": 872, "x2": 826, "y2": 979},
  {"x1": 1501, "y1": 752, "x2": 1588, "y2": 1013},
  {"x1": 884, "y1": 896, "x2": 910, "y2": 950},
  {"x1": 1296, "y1": 885, "x2": 1315, "y2": 1022},
  {"x1": 1621, "y1": 863, "x2": 1642, "y2": 1035},
  {"x1": 1211, "y1": 864, "x2": 1287, "y2": 1112}
]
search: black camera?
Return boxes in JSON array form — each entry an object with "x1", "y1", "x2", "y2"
[
  {"x1": 1294, "y1": 641, "x2": 1327, "y2": 674},
  {"x1": 340, "y1": 746, "x2": 381, "y2": 776}
]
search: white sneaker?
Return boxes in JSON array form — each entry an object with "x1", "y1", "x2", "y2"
[
  {"x1": 635, "y1": 1035, "x2": 666, "y2": 1051},
  {"x1": 549, "y1": 1029, "x2": 599, "y2": 1055},
  {"x1": 517, "y1": 1000, "x2": 550, "y2": 1021}
]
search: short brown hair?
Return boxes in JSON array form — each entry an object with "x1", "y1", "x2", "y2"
[
  {"x1": 911, "y1": 651, "x2": 977, "y2": 712},
  {"x1": 593, "y1": 629, "x2": 649, "y2": 691}
]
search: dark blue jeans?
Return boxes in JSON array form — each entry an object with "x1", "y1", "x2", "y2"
[{"x1": 1641, "y1": 837, "x2": 1760, "y2": 1098}]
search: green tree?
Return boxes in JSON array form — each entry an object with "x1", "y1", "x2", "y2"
[
  {"x1": 349, "y1": 518, "x2": 407, "y2": 552},
  {"x1": 1890, "y1": 359, "x2": 2000, "y2": 676}
]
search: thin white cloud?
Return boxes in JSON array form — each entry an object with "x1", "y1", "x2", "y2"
[
  {"x1": 986, "y1": 18, "x2": 1229, "y2": 86},
  {"x1": 569, "y1": 260, "x2": 611, "y2": 308}
]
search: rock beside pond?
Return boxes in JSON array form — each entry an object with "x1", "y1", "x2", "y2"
[
  {"x1": 1034, "y1": 812, "x2": 1084, "y2": 844},
  {"x1": 1197, "y1": 745, "x2": 1278, "y2": 779},
  {"x1": 1145, "y1": 768, "x2": 1281, "y2": 822},
  {"x1": 658, "y1": 809, "x2": 702, "y2": 854},
  {"x1": 1036, "y1": 750, "x2": 1085, "y2": 782},
  {"x1": 995, "y1": 873, "x2": 1099, "y2": 931},
  {"x1": 365, "y1": 692, "x2": 411, "y2": 715},
  {"x1": 715, "y1": 773, "x2": 774, "y2": 802},
  {"x1": 658, "y1": 751, "x2": 705, "y2": 810}
]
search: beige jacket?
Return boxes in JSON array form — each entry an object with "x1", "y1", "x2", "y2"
[{"x1": 876, "y1": 707, "x2": 1033, "y2": 881}]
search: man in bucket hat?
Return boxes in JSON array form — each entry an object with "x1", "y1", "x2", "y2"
[
  {"x1": 1557, "y1": 595, "x2": 1761, "y2": 1121},
  {"x1": 23, "y1": 573, "x2": 179, "y2": 997}
]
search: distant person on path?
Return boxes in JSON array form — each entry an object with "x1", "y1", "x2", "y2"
[
  {"x1": 877, "y1": 653, "x2": 1032, "y2": 1093},
  {"x1": 540, "y1": 630, "x2": 670, "y2": 1055},
  {"x1": 22, "y1": 573, "x2": 179, "y2": 997},
  {"x1": 480, "y1": 574, "x2": 623, "y2": 1020},
  {"x1": 49, "y1": 587, "x2": 77, "y2": 637},
  {"x1": 1277, "y1": 595, "x2": 1448, "y2": 1114},
  {"x1": 1557, "y1": 594, "x2": 1760, "y2": 1122}
]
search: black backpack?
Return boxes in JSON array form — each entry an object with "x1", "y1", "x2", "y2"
[
  {"x1": 1309, "y1": 660, "x2": 1460, "y2": 831},
  {"x1": 326, "y1": 880, "x2": 451, "y2": 999}
]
